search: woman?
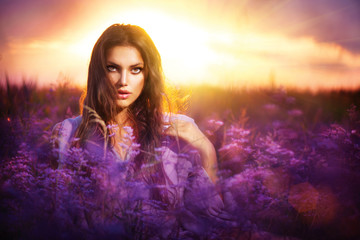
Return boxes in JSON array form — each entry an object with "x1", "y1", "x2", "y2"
[{"x1": 52, "y1": 24, "x2": 223, "y2": 238}]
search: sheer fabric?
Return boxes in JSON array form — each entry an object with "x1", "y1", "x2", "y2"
[{"x1": 51, "y1": 114, "x2": 225, "y2": 238}]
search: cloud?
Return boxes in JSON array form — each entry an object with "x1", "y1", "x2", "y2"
[
  {"x1": 242, "y1": 0, "x2": 360, "y2": 53},
  {"x1": 1, "y1": 0, "x2": 359, "y2": 89},
  {"x1": 0, "y1": 0, "x2": 86, "y2": 43},
  {"x1": 1, "y1": 0, "x2": 359, "y2": 52}
]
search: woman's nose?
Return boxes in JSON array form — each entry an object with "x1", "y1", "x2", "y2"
[{"x1": 119, "y1": 70, "x2": 128, "y2": 86}]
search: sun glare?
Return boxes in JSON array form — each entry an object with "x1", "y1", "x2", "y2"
[
  {"x1": 2, "y1": 0, "x2": 360, "y2": 90},
  {"x1": 54, "y1": 7, "x2": 219, "y2": 86},
  {"x1": 116, "y1": 9, "x2": 219, "y2": 85}
]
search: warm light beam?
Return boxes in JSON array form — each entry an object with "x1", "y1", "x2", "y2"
[{"x1": 1, "y1": 0, "x2": 359, "y2": 91}]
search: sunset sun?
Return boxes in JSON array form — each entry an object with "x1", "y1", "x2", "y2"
[{"x1": 1, "y1": 0, "x2": 359, "y2": 90}]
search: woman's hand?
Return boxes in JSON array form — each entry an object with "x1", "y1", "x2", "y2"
[{"x1": 164, "y1": 118, "x2": 218, "y2": 183}]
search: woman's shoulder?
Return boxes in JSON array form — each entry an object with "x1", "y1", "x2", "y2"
[
  {"x1": 52, "y1": 116, "x2": 82, "y2": 138},
  {"x1": 51, "y1": 116, "x2": 82, "y2": 159},
  {"x1": 161, "y1": 113, "x2": 201, "y2": 164},
  {"x1": 162, "y1": 112, "x2": 196, "y2": 126}
]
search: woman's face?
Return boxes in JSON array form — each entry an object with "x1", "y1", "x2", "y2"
[{"x1": 106, "y1": 45, "x2": 145, "y2": 110}]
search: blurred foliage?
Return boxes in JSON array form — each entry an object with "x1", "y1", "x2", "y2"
[{"x1": 1, "y1": 78, "x2": 360, "y2": 239}]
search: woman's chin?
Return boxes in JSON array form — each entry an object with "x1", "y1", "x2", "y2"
[{"x1": 116, "y1": 99, "x2": 131, "y2": 109}]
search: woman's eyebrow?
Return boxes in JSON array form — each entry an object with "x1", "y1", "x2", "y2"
[
  {"x1": 130, "y1": 63, "x2": 144, "y2": 67},
  {"x1": 106, "y1": 62, "x2": 143, "y2": 67},
  {"x1": 106, "y1": 61, "x2": 119, "y2": 67}
]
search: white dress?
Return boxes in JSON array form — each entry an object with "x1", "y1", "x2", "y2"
[{"x1": 51, "y1": 114, "x2": 225, "y2": 239}]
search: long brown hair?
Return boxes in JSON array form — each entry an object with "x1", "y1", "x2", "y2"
[{"x1": 76, "y1": 24, "x2": 171, "y2": 205}]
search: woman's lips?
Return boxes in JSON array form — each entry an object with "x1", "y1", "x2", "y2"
[{"x1": 118, "y1": 90, "x2": 131, "y2": 99}]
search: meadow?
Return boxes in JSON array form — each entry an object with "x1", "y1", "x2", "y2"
[{"x1": 1, "y1": 76, "x2": 360, "y2": 239}]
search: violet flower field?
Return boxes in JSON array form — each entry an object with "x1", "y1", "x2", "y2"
[{"x1": 1, "y1": 80, "x2": 360, "y2": 239}]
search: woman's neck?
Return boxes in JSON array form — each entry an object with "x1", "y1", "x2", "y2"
[
  {"x1": 112, "y1": 108, "x2": 134, "y2": 160},
  {"x1": 114, "y1": 109, "x2": 129, "y2": 127}
]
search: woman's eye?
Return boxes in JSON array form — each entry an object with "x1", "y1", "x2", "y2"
[
  {"x1": 131, "y1": 68, "x2": 142, "y2": 74},
  {"x1": 106, "y1": 65, "x2": 117, "y2": 72}
]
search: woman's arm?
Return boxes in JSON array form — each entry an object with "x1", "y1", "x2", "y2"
[{"x1": 164, "y1": 117, "x2": 218, "y2": 183}]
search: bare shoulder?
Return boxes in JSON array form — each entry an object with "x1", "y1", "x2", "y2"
[
  {"x1": 52, "y1": 116, "x2": 82, "y2": 136},
  {"x1": 51, "y1": 116, "x2": 82, "y2": 157},
  {"x1": 162, "y1": 113, "x2": 199, "y2": 133},
  {"x1": 163, "y1": 112, "x2": 196, "y2": 123}
]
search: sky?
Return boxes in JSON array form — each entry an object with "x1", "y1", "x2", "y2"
[{"x1": 0, "y1": 0, "x2": 360, "y2": 90}]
